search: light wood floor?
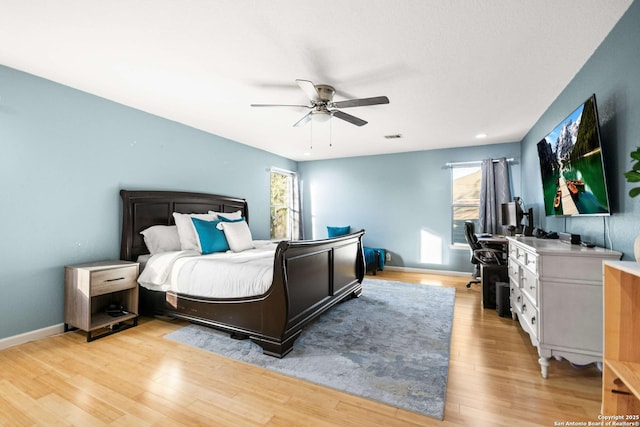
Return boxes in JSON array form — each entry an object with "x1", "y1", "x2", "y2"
[{"x1": 0, "y1": 270, "x2": 602, "y2": 426}]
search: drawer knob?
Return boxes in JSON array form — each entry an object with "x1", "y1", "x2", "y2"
[{"x1": 105, "y1": 277, "x2": 125, "y2": 282}]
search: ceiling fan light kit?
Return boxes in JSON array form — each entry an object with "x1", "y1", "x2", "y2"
[
  {"x1": 312, "y1": 110, "x2": 332, "y2": 122},
  {"x1": 251, "y1": 79, "x2": 389, "y2": 128}
]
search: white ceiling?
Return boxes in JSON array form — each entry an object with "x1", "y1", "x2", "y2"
[{"x1": 0, "y1": 1, "x2": 632, "y2": 161}]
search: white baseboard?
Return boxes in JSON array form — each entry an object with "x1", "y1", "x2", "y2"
[
  {"x1": 0, "y1": 323, "x2": 65, "y2": 351},
  {"x1": 384, "y1": 265, "x2": 472, "y2": 277}
]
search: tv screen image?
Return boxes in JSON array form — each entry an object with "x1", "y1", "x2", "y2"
[{"x1": 536, "y1": 95, "x2": 610, "y2": 216}]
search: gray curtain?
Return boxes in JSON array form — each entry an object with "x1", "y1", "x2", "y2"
[{"x1": 479, "y1": 158, "x2": 511, "y2": 234}]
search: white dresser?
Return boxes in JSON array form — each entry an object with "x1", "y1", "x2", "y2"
[{"x1": 507, "y1": 236, "x2": 621, "y2": 378}]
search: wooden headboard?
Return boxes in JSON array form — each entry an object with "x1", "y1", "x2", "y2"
[{"x1": 120, "y1": 190, "x2": 249, "y2": 261}]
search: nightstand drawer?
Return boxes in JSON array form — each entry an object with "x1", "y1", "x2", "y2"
[{"x1": 90, "y1": 266, "x2": 138, "y2": 296}]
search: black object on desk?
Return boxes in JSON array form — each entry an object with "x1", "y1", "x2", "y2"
[
  {"x1": 496, "y1": 282, "x2": 511, "y2": 317},
  {"x1": 558, "y1": 232, "x2": 582, "y2": 244},
  {"x1": 481, "y1": 264, "x2": 508, "y2": 310}
]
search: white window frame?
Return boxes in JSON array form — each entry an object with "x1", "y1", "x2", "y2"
[
  {"x1": 270, "y1": 167, "x2": 298, "y2": 240},
  {"x1": 450, "y1": 164, "x2": 481, "y2": 248}
]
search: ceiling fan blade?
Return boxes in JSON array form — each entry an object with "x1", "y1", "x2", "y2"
[
  {"x1": 333, "y1": 110, "x2": 368, "y2": 126},
  {"x1": 296, "y1": 79, "x2": 320, "y2": 101},
  {"x1": 250, "y1": 103, "x2": 311, "y2": 108},
  {"x1": 293, "y1": 112, "x2": 313, "y2": 127},
  {"x1": 333, "y1": 96, "x2": 389, "y2": 109}
]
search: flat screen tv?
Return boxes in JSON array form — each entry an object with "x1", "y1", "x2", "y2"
[{"x1": 536, "y1": 94, "x2": 610, "y2": 216}]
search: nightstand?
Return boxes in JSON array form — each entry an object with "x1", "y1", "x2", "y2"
[{"x1": 64, "y1": 260, "x2": 139, "y2": 341}]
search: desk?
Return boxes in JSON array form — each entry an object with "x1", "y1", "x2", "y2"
[
  {"x1": 476, "y1": 234, "x2": 509, "y2": 309},
  {"x1": 477, "y1": 234, "x2": 507, "y2": 245},
  {"x1": 477, "y1": 234, "x2": 508, "y2": 252},
  {"x1": 477, "y1": 234, "x2": 508, "y2": 263}
]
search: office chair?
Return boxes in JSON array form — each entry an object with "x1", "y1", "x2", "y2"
[{"x1": 464, "y1": 221, "x2": 506, "y2": 288}]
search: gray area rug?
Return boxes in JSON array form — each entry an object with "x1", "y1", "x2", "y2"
[{"x1": 164, "y1": 278, "x2": 456, "y2": 420}]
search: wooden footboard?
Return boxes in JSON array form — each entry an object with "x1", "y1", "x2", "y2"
[
  {"x1": 163, "y1": 231, "x2": 365, "y2": 357},
  {"x1": 259, "y1": 231, "x2": 365, "y2": 356},
  {"x1": 120, "y1": 189, "x2": 364, "y2": 358}
]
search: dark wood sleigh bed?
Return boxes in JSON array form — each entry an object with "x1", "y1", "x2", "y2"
[{"x1": 120, "y1": 190, "x2": 365, "y2": 358}]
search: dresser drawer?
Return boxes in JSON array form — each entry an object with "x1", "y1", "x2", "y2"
[
  {"x1": 524, "y1": 252, "x2": 538, "y2": 274},
  {"x1": 520, "y1": 298, "x2": 539, "y2": 339},
  {"x1": 520, "y1": 266, "x2": 538, "y2": 305},
  {"x1": 510, "y1": 281, "x2": 522, "y2": 311},
  {"x1": 522, "y1": 250, "x2": 538, "y2": 274},
  {"x1": 90, "y1": 265, "x2": 138, "y2": 296},
  {"x1": 515, "y1": 245, "x2": 527, "y2": 264},
  {"x1": 508, "y1": 261, "x2": 520, "y2": 283},
  {"x1": 511, "y1": 280, "x2": 539, "y2": 340},
  {"x1": 510, "y1": 243, "x2": 538, "y2": 274}
]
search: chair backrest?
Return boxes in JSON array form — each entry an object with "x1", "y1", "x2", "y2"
[{"x1": 464, "y1": 221, "x2": 482, "y2": 251}]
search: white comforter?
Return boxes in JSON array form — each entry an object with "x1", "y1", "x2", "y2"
[{"x1": 137, "y1": 240, "x2": 277, "y2": 298}]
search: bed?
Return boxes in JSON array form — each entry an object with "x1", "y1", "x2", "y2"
[{"x1": 119, "y1": 189, "x2": 365, "y2": 358}]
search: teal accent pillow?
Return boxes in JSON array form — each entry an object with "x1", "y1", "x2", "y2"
[
  {"x1": 327, "y1": 225, "x2": 351, "y2": 238},
  {"x1": 218, "y1": 215, "x2": 246, "y2": 223},
  {"x1": 191, "y1": 217, "x2": 229, "y2": 254}
]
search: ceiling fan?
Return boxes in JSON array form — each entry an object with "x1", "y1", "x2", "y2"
[{"x1": 251, "y1": 79, "x2": 389, "y2": 127}]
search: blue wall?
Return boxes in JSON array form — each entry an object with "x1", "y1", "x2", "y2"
[
  {"x1": 520, "y1": 0, "x2": 640, "y2": 259},
  {"x1": 0, "y1": 65, "x2": 296, "y2": 340},
  {"x1": 298, "y1": 142, "x2": 521, "y2": 272}
]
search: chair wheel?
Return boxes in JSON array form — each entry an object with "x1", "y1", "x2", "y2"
[{"x1": 466, "y1": 283, "x2": 471, "y2": 288}]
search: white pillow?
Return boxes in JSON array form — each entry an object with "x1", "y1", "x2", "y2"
[
  {"x1": 140, "y1": 225, "x2": 181, "y2": 254},
  {"x1": 172, "y1": 212, "x2": 217, "y2": 252},
  {"x1": 209, "y1": 210, "x2": 242, "y2": 220},
  {"x1": 218, "y1": 220, "x2": 254, "y2": 252}
]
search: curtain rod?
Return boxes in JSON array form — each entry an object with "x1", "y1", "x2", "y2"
[{"x1": 445, "y1": 158, "x2": 515, "y2": 168}]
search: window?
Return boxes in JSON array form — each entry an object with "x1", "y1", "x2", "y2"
[
  {"x1": 270, "y1": 168, "x2": 299, "y2": 240},
  {"x1": 451, "y1": 165, "x2": 481, "y2": 245}
]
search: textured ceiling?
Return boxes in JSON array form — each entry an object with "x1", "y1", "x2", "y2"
[{"x1": 0, "y1": 1, "x2": 633, "y2": 161}]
